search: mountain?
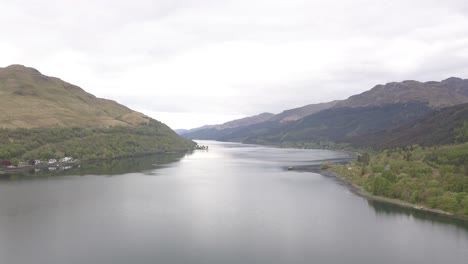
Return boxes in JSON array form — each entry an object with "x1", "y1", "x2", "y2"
[
  {"x1": 0, "y1": 65, "x2": 195, "y2": 161},
  {"x1": 182, "y1": 102, "x2": 338, "y2": 139},
  {"x1": 183, "y1": 77, "x2": 468, "y2": 148},
  {"x1": 348, "y1": 103, "x2": 468, "y2": 149},
  {"x1": 216, "y1": 112, "x2": 275, "y2": 129},
  {"x1": 175, "y1": 129, "x2": 189, "y2": 135},
  {"x1": 267, "y1": 101, "x2": 339, "y2": 123},
  {"x1": 0, "y1": 64, "x2": 150, "y2": 128},
  {"x1": 225, "y1": 103, "x2": 432, "y2": 144},
  {"x1": 333, "y1": 77, "x2": 468, "y2": 108},
  {"x1": 181, "y1": 112, "x2": 274, "y2": 138}
]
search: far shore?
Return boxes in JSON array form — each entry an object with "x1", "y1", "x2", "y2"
[{"x1": 0, "y1": 150, "x2": 196, "y2": 174}]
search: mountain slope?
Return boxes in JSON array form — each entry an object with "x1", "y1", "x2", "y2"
[
  {"x1": 233, "y1": 103, "x2": 432, "y2": 144},
  {"x1": 349, "y1": 103, "x2": 468, "y2": 149},
  {"x1": 268, "y1": 101, "x2": 339, "y2": 123},
  {"x1": 182, "y1": 101, "x2": 337, "y2": 139},
  {"x1": 0, "y1": 65, "x2": 195, "y2": 161},
  {"x1": 0, "y1": 64, "x2": 150, "y2": 128},
  {"x1": 217, "y1": 112, "x2": 274, "y2": 129}
]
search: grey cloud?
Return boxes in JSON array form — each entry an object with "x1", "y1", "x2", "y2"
[{"x1": 1, "y1": 0, "x2": 468, "y2": 128}]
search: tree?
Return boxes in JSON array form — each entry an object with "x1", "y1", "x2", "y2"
[
  {"x1": 373, "y1": 176, "x2": 391, "y2": 196},
  {"x1": 11, "y1": 158, "x2": 19, "y2": 167},
  {"x1": 357, "y1": 153, "x2": 370, "y2": 166}
]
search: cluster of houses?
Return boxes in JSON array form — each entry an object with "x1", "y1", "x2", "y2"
[
  {"x1": 1, "y1": 157, "x2": 74, "y2": 169},
  {"x1": 43, "y1": 157, "x2": 73, "y2": 164},
  {"x1": 195, "y1": 145, "x2": 209, "y2": 150}
]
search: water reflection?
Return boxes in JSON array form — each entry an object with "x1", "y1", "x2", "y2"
[
  {"x1": 0, "y1": 151, "x2": 191, "y2": 181},
  {"x1": 1, "y1": 141, "x2": 467, "y2": 264},
  {"x1": 368, "y1": 200, "x2": 468, "y2": 231}
]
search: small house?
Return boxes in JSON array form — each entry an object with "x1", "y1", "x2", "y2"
[
  {"x1": 48, "y1": 159, "x2": 57, "y2": 164},
  {"x1": 59, "y1": 157, "x2": 73, "y2": 163}
]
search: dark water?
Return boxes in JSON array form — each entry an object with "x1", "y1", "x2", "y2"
[{"x1": 0, "y1": 141, "x2": 467, "y2": 264}]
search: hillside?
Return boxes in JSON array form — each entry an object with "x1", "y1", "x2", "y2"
[
  {"x1": 0, "y1": 64, "x2": 151, "y2": 128},
  {"x1": 268, "y1": 101, "x2": 339, "y2": 123},
  {"x1": 349, "y1": 103, "x2": 468, "y2": 149},
  {"x1": 183, "y1": 101, "x2": 338, "y2": 139},
  {"x1": 329, "y1": 143, "x2": 468, "y2": 217},
  {"x1": 178, "y1": 113, "x2": 274, "y2": 136},
  {"x1": 216, "y1": 112, "x2": 274, "y2": 129},
  {"x1": 237, "y1": 103, "x2": 432, "y2": 144},
  {"x1": 0, "y1": 65, "x2": 195, "y2": 162}
]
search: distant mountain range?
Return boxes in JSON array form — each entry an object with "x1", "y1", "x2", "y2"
[{"x1": 182, "y1": 77, "x2": 468, "y2": 148}]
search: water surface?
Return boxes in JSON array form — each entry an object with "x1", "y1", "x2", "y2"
[{"x1": 0, "y1": 141, "x2": 467, "y2": 264}]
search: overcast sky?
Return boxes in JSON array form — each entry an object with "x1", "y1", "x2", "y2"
[{"x1": 1, "y1": 0, "x2": 468, "y2": 129}]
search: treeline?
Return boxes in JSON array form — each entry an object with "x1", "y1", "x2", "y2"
[
  {"x1": 0, "y1": 120, "x2": 195, "y2": 162},
  {"x1": 329, "y1": 143, "x2": 468, "y2": 217}
]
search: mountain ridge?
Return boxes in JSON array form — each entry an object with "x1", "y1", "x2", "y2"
[
  {"x1": 333, "y1": 77, "x2": 468, "y2": 108},
  {"x1": 182, "y1": 77, "x2": 468, "y2": 148}
]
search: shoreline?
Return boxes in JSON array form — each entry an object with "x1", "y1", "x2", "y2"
[
  {"x1": 0, "y1": 162, "x2": 80, "y2": 173},
  {"x1": 319, "y1": 168, "x2": 468, "y2": 222},
  {"x1": 0, "y1": 150, "x2": 195, "y2": 174},
  {"x1": 205, "y1": 140, "x2": 468, "y2": 221}
]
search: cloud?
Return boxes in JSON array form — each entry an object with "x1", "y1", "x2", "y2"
[{"x1": 1, "y1": 0, "x2": 468, "y2": 128}]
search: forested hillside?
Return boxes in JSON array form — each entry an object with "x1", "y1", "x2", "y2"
[
  {"x1": 328, "y1": 143, "x2": 468, "y2": 217},
  {"x1": 0, "y1": 120, "x2": 195, "y2": 162},
  {"x1": 349, "y1": 103, "x2": 468, "y2": 149}
]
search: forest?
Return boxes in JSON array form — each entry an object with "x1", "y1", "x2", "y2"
[
  {"x1": 328, "y1": 143, "x2": 468, "y2": 217},
  {"x1": 0, "y1": 120, "x2": 195, "y2": 162}
]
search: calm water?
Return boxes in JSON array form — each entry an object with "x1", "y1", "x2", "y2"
[{"x1": 0, "y1": 141, "x2": 467, "y2": 264}]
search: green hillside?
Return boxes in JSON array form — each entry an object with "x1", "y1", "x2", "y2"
[
  {"x1": 0, "y1": 121, "x2": 195, "y2": 162},
  {"x1": 329, "y1": 143, "x2": 468, "y2": 217},
  {"x1": 0, "y1": 64, "x2": 150, "y2": 128},
  {"x1": 0, "y1": 65, "x2": 195, "y2": 162}
]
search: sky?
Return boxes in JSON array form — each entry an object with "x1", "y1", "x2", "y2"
[{"x1": 1, "y1": 0, "x2": 468, "y2": 129}]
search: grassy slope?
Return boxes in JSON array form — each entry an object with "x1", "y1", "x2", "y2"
[{"x1": 0, "y1": 64, "x2": 150, "y2": 128}]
